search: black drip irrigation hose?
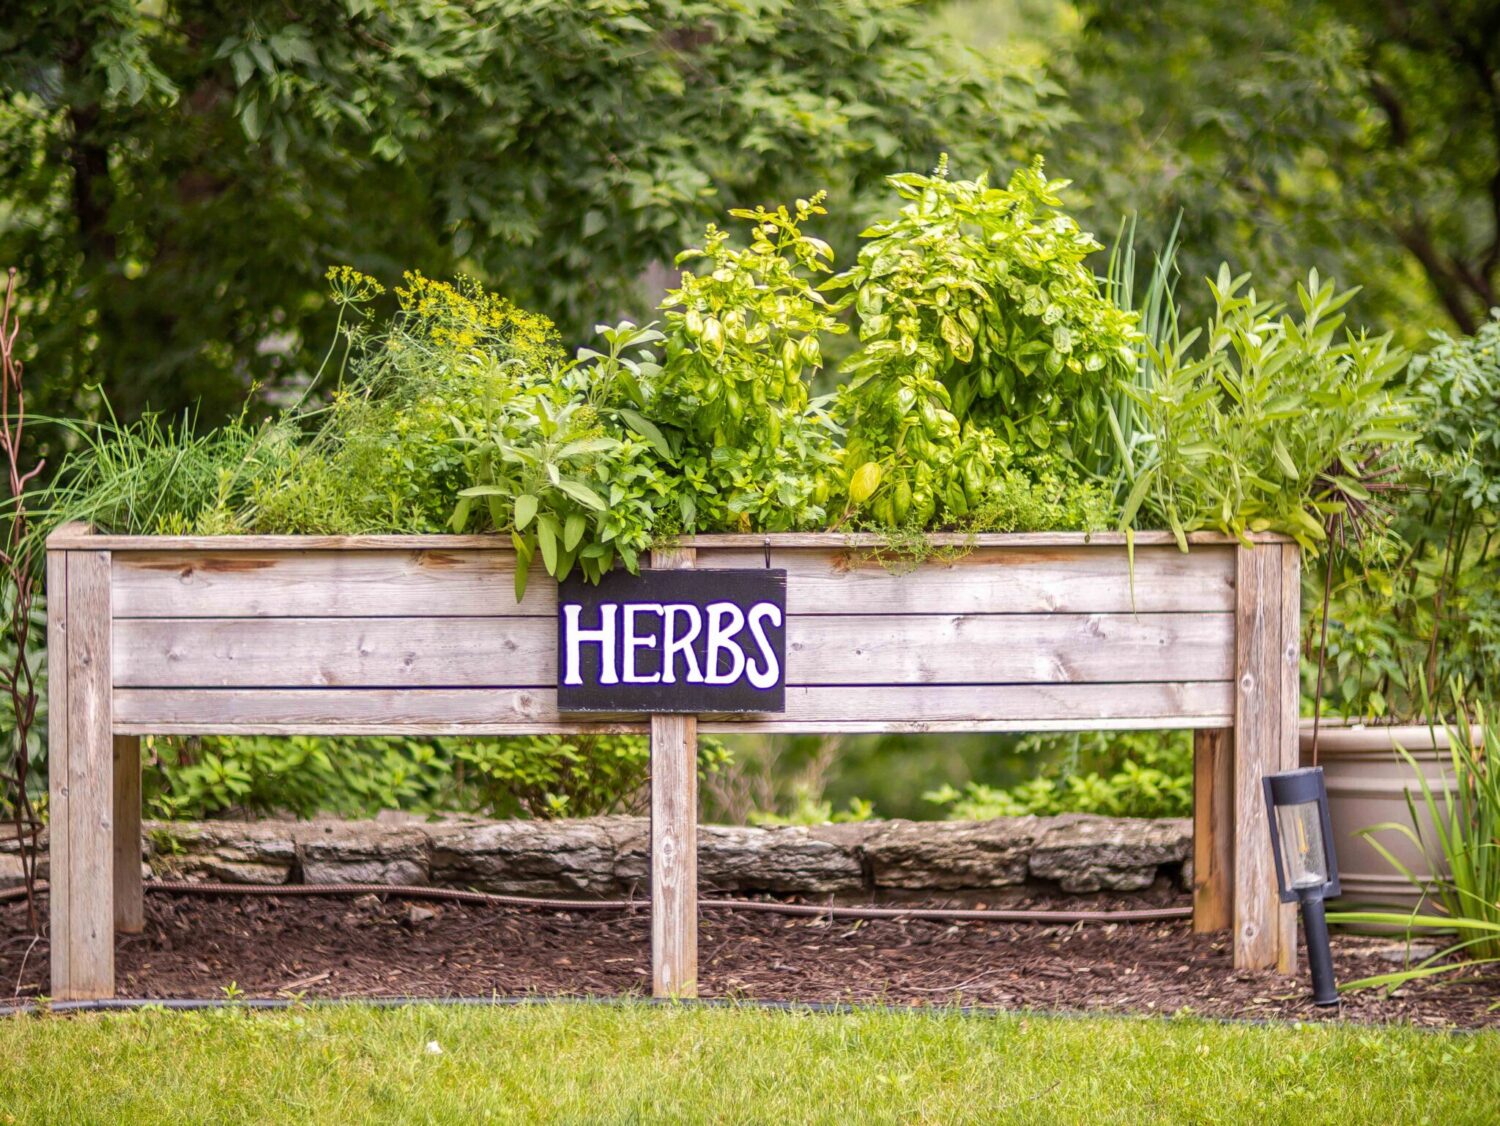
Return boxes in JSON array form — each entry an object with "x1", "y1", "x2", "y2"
[
  {"x1": 150, "y1": 880, "x2": 1194, "y2": 924},
  {"x1": 1, "y1": 878, "x2": 1192, "y2": 925}
]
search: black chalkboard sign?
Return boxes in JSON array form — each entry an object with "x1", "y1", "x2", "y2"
[{"x1": 557, "y1": 569, "x2": 787, "y2": 713}]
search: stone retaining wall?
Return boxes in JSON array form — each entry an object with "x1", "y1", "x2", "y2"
[{"x1": 99, "y1": 813, "x2": 1192, "y2": 900}]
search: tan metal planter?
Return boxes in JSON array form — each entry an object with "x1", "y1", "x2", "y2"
[{"x1": 1298, "y1": 719, "x2": 1458, "y2": 919}]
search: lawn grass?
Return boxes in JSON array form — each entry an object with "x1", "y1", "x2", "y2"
[{"x1": 1, "y1": 1001, "x2": 1496, "y2": 1124}]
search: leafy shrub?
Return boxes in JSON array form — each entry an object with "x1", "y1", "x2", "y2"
[
  {"x1": 145, "y1": 735, "x2": 453, "y2": 821},
  {"x1": 923, "y1": 730, "x2": 1192, "y2": 819},
  {"x1": 749, "y1": 792, "x2": 875, "y2": 827},
  {"x1": 146, "y1": 732, "x2": 729, "y2": 821},
  {"x1": 1306, "y1": 311, "x2": 1500, "y2": 720},
  {"x1": 448, "y1": 733, "x2": 729, "y2": 820}
]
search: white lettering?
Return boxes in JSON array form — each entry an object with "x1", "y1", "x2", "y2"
[
  {"x1": 623, "y1": 603, "x2": 663, "y2": 683},
  {"x1": 744, "y1": 601, "x2": 782, "y2": 689},
  {"x1": 660, "y1": 604, "x2": 703, "y2": 684},
  {"x1": 704, "y1": 602, "x2": 747, "y2": 685},
  {"x1": 562, "y1": 603, "x2": 618, "y2": 686}
]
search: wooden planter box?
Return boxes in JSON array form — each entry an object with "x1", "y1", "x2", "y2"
[{"x1": 45, "y1": 525, "x2": 1300, "y2": 999}]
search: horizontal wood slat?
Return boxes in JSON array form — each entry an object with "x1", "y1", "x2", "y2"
[
  {"x1": 54, "y1": 527, "x2": 1289, "y2": 551},
  {"x1": 114, "y1": 682, "x2": 1234, "y2": 734},
  {"x1": 113, "y1": 612, "x2": 1234, "y2": 690},
  {"x1": 702, "y1": 545, "x2": 1233, "y2": 614},
  {"x1": 112, "y1": 550, "x2": 550, "y2": 618},
  {"x1": 112, "y1": 545, "x2": 1233, "y2": 618}
]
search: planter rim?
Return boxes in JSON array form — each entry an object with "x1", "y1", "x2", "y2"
[
  {"x1": 1298, "y1": 716, "x2": 1480, "y2": 753},
  {"x1": 46, "y1": 521, "x2": 1290, "y2": 552}
]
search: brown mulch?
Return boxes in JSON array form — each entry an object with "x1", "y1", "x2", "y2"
[{"x1": 3, "y1": 890, "x2": 1498, "y2": 1028}]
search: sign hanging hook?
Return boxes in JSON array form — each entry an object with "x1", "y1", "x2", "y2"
[{"x1": 763, "y1": 536, "x2": 771, "y2": 568}]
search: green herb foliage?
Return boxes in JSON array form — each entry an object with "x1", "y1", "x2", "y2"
[
  {"x1": 654, "y1": 195, "x2": 844, "y2": 533},
  {"x1": 1116, "y1": 266, "x2": 1415, "y2": 550},
  {"x1": 828, "y1": 157, "x2": 1135, "y2": 530}
]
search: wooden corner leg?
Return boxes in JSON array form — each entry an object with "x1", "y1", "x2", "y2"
[
  {"x1": 1192, "y1": 728, "x2": 1232, "y2": 933},
  {"x1": 113, "y1": 735, "x2": 143, "y2": 934},
  {"x1": 650, "y1": 714, "x2": 698, "y2": 998},
  {"x1": 1233, "y1": 542, "x2": 1300, "y2": 974},
  {"x1": 49, "y1": 549, "x2": 115, "y2": 1000}
]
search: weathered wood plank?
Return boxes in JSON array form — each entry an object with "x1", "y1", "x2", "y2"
[
  {"x1": 112, "y1": 550, "x2": 553, "y2": 619},
  {"x1": 112, "y1": 735, "x2": 143, "y2": 934},
  {"x1": 1233, "y1": 545, "x2": 1282, "y2": 971},
  {"x1": 650, "y1": 545, "x2": 697, "y2": 998},
  {"x1": 698, "y1": 545, "x2": 1235, "y2": 614},
  {"x1": 59, "y1": 550, "x2": 114, "y2": 999},
  {"x1": 1192, "y1": 728, "x2": 1233, "y2": 933},
  {"x1": 45, "y1": 551, "x2": 71, "y2": 998},
  {"x1": 113, "y1": 682, "x2": 1233, "y2": 734},
  {"x1": 111, "y1": 545, "x2": 1235, "y2": 619},
  {"x1": 1277, "y1": 543, "x2": 1302, "y2": 975},
  {"x1": 113, "y1": 612, "x2": 1235, "y2": 689},
  {"x1": 51, "y1": 527, "x2": 1288, "y2": 550}
]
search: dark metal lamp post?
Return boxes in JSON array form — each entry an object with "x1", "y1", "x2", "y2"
[{"x1": 1264, "y1": 767, "x2": 1341, "y2": 1006}]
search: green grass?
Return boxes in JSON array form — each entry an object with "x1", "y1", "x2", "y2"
[{"x1": 2, "y1": 1003, "x2": 1497, "y2": 1124}]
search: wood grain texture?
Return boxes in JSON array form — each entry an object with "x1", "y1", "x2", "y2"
[
  {"x1": 112, "y1": 549, "x2": 551, "y2": 619},
  {"x1": 700, "y1": 545, "x2": 1235, "y2": 614},
  {"x1": 59, "y1": 550, "x2": 114, "y2": 999},
  {"x1": 1277, "y1": 544, "x2": 1302, "y2": 975},
  {"x1": 650, "y1": 545, "x2": 697, "y2": 998},
  {"x1": 113, "y1": 612, "x2": 1234, "y2": 690},
  {"x1": 45, "y1": 551, "x2": 71, "y2": 997},
  {"x1": 114, "y1": 682, "x2": 1233, "y2": 735},
  {"x1": 1192, "y1": 728, "x2": 1233, "y2": 934},
  {"x1": 111, "y1": 544, "x2": 1235, "y2": 619},
  {"x1": 1233, "y1": 545, "x2": 1282, "y2": 971},
  {"x1": 50, "y1": 527, "x2": 1289, "y2": 550},
  {"x1": 112, "y1": 735, "x2": 143, "y2": 934}
]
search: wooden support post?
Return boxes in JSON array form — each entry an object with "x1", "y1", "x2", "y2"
[
  {"x1": 1232, "y1": 543, "x2": 1300, "y2": 973},
  {"x1": 48, "y1": 548, "x2": 115, "y2": 1000},
  {"x1": 649, "y1": 546, "x2": 698, "y2": 998},
  {"x1": 1277, "y1": 544, "x2": 1302, "y2": 975},
  {"x1": 113, "y1": 735, "x2": 143, "y2": 934},
  {"x1": 1192, "y1": 728, "x2": 1233, "y2": 933}
]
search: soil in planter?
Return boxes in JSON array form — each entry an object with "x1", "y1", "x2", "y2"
[{"x1": 3, "y1": 891, "x2": 1497, "y2": 1028}]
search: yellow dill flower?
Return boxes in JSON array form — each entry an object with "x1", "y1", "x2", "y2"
[{"x1": 325, "y1": 265, "x2": 385, "y2": 306}]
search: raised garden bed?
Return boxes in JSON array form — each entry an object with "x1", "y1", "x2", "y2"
[{"x1": 45, "y1": 525, "x2": 1301, "y2": 1000}]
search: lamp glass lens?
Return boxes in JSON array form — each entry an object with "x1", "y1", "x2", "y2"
[{"x1": 1276, "y1": 799, "x2": 1328, "y2": 889}]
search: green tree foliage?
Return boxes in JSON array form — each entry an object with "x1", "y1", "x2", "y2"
[
  {"x1": 0, "y1": 0, "x2": 1061, "y2": 430},
  {"x1": 1061, "y1": 0, "x2": 1500, "y2": 339}
]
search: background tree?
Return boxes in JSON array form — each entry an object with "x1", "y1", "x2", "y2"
[
  {"x1": 1057, "y1": 0, "x2": 1500, "y2": 338},
  {"x1": 0, "y1": 0, "x2": 1061, "y2": 432}
]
